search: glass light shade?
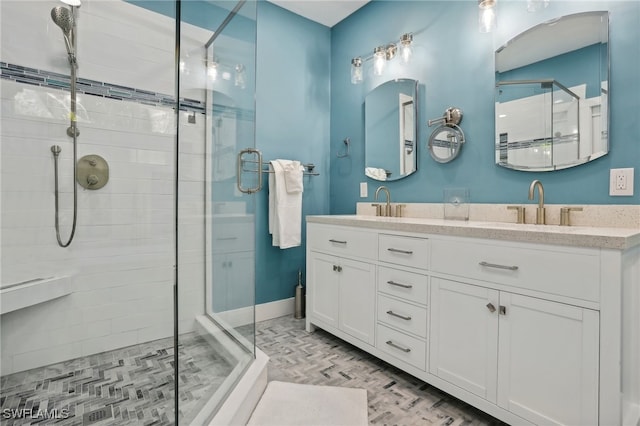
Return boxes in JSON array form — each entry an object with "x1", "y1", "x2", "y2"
[
  {"x1": 235, "y1": 64, "x2": 246, "y2": 89},
  {"x1": 400, "y1": 33, "x2": 413, "y2": 64},
  {"x1": 478, "y1": 0, "x2": 496, "y2": 33},
  {"x1": 208, "y1": 63, "x2": 218, "y2": 81},
  {"x1": 400, "y1": 44, "x2": 412, "y2": 63},
  {"x1": 351, "y1": 58, "x2": 363, "y2": 84},
  {"x1": 373, "y1": 46, "x2": 385, "y2": 76}
]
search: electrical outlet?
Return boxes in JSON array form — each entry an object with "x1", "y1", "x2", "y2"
[
  {"x1": 610, "y1": 168, "x2": 634, "y2": 196},
  {"x1": 360, "y1": 182, "x2": 368, "y2": 198}
]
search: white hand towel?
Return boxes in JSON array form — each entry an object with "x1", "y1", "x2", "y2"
[
  {"x1": 365, "y1": 167, "x2": 387, "y2": 181},
  {"x1": 268, "y1": 162, "x2": 278, "y2": 241},
  {"x1": 268, "y1": 160, "x2": 303, "y2": 249},
  {"x1": 284, "y1": 161, "x2": 304, "y2": 194}
]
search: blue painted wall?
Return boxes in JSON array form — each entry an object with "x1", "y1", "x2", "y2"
[
  {"x1": 254, "y1": 2, "x2": 331, "y2": 304},
  {"x1": 329, "y1": 1, "x2": 640, "y2": 212}
]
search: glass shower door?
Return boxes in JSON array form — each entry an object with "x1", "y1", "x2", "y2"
[{"x1": 177, "y1": 1, "x2": 257, "y2": 423}]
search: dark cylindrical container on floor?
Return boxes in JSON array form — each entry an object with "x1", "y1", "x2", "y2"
[{"x1": 294, "y1": 269, "x2": 305, "y2": 319}]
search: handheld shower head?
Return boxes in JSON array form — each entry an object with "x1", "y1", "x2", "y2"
[
  {"x1": 51, "y1": 6, "x2": 75, "y2": 61},
  {"x1": 51, "y1": 6, "x2": 73, "y2": 38}
]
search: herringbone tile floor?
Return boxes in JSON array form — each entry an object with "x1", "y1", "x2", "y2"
[
  {"x1": 0, "y1": 333, "x2": 234, "y2": 426},
  {"x1": 256, "y1": 315, "x2": 506, "y2": 426}
]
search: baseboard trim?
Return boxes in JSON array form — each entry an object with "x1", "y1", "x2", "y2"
[{"x1": 256, "y1": 297, "x2": 295, "y2": 322}]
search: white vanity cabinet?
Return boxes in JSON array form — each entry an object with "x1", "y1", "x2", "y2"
[
  {"x1": 429, "y1": 237, "x2": 601, "y2": 425},
  {"x1": 306, "y1": 217, "x2": 640, "y2": 426},
  {"x1": 429, "y1": 278, "x2": 599, "y2": 426},
  {"x1": 307, "y1": 225, "x2": 376, "y2": 345}
]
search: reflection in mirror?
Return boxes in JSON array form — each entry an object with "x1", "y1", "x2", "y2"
[
  {"x1": 428, "y1": 125, "x2": 465, "y2": 164},
  {"x1": 495, "y1": 11, "x2": 609, "y2": 171},
  {"x1": 365, "y1": 79, "x2": 418, "y2": 181}
]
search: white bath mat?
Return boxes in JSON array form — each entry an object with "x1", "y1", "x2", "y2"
[{"x1": 247, "y1": 380, "x2": 368, "y2": 426}]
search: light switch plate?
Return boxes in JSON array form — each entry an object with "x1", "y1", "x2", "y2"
[
  {"x1": 609, "y1": 168, "x2": 634, "y2": 196},
  {"x1": 360, "y1": 182, "x2": 368, "y2": 198}
]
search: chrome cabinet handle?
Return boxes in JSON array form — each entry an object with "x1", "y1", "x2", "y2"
[
  {"x1": 329, "y1": 239, "x2": 347, "y2": 244},
  {"x1": 386, "y1": 310, "x2": 411, "y2": 321},
  {"x1": 387, "y1": 280, "x2": 413, "y2": 289},
  {"x1": 386, "y1": 340, "x2": 411, "y2": 353},
  {"x1": 216, "y1": 237, "x2": 238, "y2": 241},
  {"x1": 499, "y1": 305, "x2": 507, "y2": 315},
  {"x1": 387, "y1": 248, "x2": 413, "y2": 255},
  {"x1": 479, "y1": 261, "x2": 519, "y2": 271},
  {"x1": 486, "y1": 303, "x2": 496, "y2": 313}
]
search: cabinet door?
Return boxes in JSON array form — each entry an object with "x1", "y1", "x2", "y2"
[
  {"x1": 338, "y1": 258, "x2": 375, "y2": 345},
  {"x1": 226, "y1": 251, "x2": 255, "y2": 311},
  {"x1": 497, "y1": 293, "x2": 599, "y2": 426},
  {"x1": 430, "y1": 278, "x2": 499, "y2": 403},
  {"x1": 308, "y1": 253, "x2": 340, "y2": 328}
]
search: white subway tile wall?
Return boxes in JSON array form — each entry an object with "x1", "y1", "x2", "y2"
[{"x1": 0, "y1": 0, "x2": 211, "y2": 375}]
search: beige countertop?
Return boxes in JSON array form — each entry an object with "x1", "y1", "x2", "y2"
[{"x1": 307, "y1": 215, "x2": 640, "y2": 250}]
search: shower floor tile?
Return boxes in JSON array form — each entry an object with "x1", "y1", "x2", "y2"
[
  {"x1": 0, "y1": 333, "x2": 233, "y2": 426},
  {"x1": 255, "y1": 316, "x2": 507, "y2": 425}
]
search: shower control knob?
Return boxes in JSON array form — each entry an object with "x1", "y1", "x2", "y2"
[
  {"x1": 87, "y1": 175, "x2": 99, "y2": 186},
  {"x1": 77, "y1": 154, "x2": 109, "y2": 190}
]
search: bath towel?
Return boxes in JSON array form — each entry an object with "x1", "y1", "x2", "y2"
[{"x1": 269, "y1": 160, "x2": 303, "y2": 249}]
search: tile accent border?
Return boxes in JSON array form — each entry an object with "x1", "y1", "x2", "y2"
[{"x1": 1, "y1": 62, "x2": 205, "y2": 114}]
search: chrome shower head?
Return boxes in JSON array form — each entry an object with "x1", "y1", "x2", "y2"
[
  {"x1": 51, "y1": 6, "x2": 77, "y2": 65},
  {"x1": 51, "y1": 6, "x2": 73, "y2": 39}
]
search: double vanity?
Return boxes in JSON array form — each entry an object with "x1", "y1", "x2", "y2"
[{"x1": 305, "y1": 212, "x2": 640, "y2": 426}]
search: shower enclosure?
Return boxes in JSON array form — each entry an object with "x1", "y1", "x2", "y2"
[{"x1": 0, "y1": 0, "x2": 258, "y2": 424}]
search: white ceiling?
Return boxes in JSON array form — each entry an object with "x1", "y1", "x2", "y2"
[{"x1": 267, "y1": 0, "x2": 371, "y2": 27}]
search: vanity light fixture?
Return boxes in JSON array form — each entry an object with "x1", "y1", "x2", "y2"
[
  {"x1": 373, "y1": 46, "x2": 386, "y2": 75},
  {"x1": 235, "y1": 64, "x2": 246, "y2": 88},
  {"x1": 351, "y1": 57, "x2": 363, "y2": 84},
  {"x1": 350, "y1": 33, "x2": 413, "y2": 84},
  {"x1": 400, "y1": 33, "x2": 413, "y2": 63},
  {"x1": 478, "y1": 0, "x2": 497, "y2": 33},
  {"x1": 208, "y1": 61, "x2": 219, "y2": 81}
]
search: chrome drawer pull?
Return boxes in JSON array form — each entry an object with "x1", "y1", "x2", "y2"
[
  {"x1": 387, "y1": 248, "x2": 413, "y2": 255},
  {"x1": 216, "y1": 237, "x2": 238, "y2": 241},
  {"x1": 386, "y1": 340, "x2": 411, "y2": 353},
  {"x1": 387, "y1": 280, "x2": 413, "y2": 289},
  {"x1": 479, "y1": 261, "x2": 519, "y2": 271},
  {"x1": 386, "y1": 310, "x2": 411, "y2": 321},
  {"x1": 329, "y1": 239, "x2": 347, "y2": 244}
]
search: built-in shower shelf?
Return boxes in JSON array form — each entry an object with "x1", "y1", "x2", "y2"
[{"x1": 0, "y1": 276, "x2": 71, "y2": 315}]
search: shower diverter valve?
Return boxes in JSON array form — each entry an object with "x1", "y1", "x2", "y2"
[{"x1": 77, "y1": 154, "x2": 109, "y2": 190}]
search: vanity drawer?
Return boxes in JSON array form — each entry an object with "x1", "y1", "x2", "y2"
[
  {"x1": 378, "y1": 266, "x2": 428, "y2": 305},
  {"x1": 376, "y1": 323, "x2": 426, "y2": 371},
  {"x1": 378, "y1": 234, "x2": 429, "y2": 270},
  {"x1": 308, "y1": 224, "x2": 377, "y2": 260},
  {"x1": 377, "y1": 294, "x2": 427, "y2": 338},
  {"x1": 431, "y1": 239, "x2": 600, "y2": 302}
]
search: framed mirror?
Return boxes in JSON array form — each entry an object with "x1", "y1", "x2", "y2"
[
  {"x1": 495, "y1": 11, "x2": 609, "y2": 171},
  {"x1": 365, "y1": 79, "x2": 418, "y2": 181}
]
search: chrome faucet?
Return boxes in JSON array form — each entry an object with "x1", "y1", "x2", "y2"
[
  {"x1": 374, "y1": 186, "x2": 392, "y2": 217},
  {"x1": 528, "y1": 180, "x2": 546, "y2": 225}
]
